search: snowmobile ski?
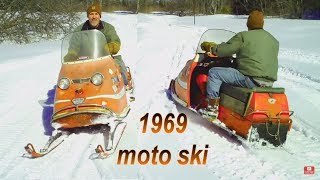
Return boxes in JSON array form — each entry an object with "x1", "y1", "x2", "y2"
[
  {"x1": 90, "y1": 121, "x2": 127, "y2": 159},
  {"x1": 22, "y1": 132, "x2": 68, "y2": 158}
]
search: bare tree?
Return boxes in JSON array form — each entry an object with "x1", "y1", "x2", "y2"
[
  {"x1": 0, "y1": 0, "x2": 80, "y2": 44},
  {"x1": 136, "y1": 0, "x2": 139, "y2": 13}
]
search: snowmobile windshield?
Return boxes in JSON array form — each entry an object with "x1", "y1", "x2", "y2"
[
  {"x1": 61, "y1": 30, "x2": 109, "y2": 63},
  {"x1": 196, "y1": 29, "x2": 236, "y2": 54}
]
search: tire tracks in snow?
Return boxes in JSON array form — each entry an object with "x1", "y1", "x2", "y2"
[
  {"x1": 0, "y1": 51, "x2": 61, "y2": 179},
  {"x1": 0, "y1": 99, "x2": 46, "y2": 179},
  {"x1": 279, "y1": 48, "x2": 320, "y2": 65},
  {"x1": 278, "y1": 64, "x2": 320, "y2": 137},
  {"x1": 278, "y1": 46, "x2": 320, "y2": 136},
  {"x1": 279, "y1": 65, "x2": 320, "y2": 92}
]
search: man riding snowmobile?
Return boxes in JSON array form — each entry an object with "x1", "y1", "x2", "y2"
[
  {"x1": 64, "y1": 4, "x2": 132, "y2": 91},
  {"x1": 199, "y1": 10, "x2": 279, "y2": 120},
  {"x1": 168, "y1": 18, "x2": 293, "y2": 146},
  {"x1": 23, "y1": 5, "x2": 134, "y2": 158}
]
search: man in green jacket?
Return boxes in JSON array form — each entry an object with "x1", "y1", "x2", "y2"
[
  {"x1": 200, "y1": 10, "x2": 279, "y2": 116},
  {"x1": 64, "y1": 4, "x2": 131, "y2": 88},
  {"x1": 65, "y1": 4, "x2": 121, "y2": 59}
]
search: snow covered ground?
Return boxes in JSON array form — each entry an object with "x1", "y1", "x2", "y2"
[{"x1": 0, "y1": 13, "x2": 320, "y2": 179}]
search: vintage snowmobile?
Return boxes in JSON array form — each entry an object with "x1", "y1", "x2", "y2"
[
  {"x1": 23, "y1": 30, "x2": 134, "y2": 158},
  {"x1": 168, "y1": 29, "x2": 293, "y2": 146}
]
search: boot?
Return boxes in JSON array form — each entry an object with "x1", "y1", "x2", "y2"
[
  {"x1": 206, "y1": 98, "x2": 219, "y2": 117},
  {"x1": 199, "y1": 97, "x2": 220, "y2": 121},
  {"x1": 208, "y1": 98, "x2": 219, "y2": 107},
  {"x1": 125, "y1": 67, "x2": 133, "y2": 92}
]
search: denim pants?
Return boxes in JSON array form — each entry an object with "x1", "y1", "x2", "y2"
[{"x1": 207, "y1": 67, "x2": 256, "y2": 98}]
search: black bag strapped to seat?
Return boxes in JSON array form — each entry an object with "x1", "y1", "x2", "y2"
[{"x1": 219, "y1": 83, "x2": 285, "y2": 116}]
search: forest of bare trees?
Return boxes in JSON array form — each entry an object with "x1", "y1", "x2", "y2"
[
  {"x1": 136, "y1": 0, "x2": 319, "y2": 19},
  {"x1": 0, "y1": 0, "x2": 80, "y2": 43},
  {"x1": 0, "y1": 0, "x2": 319, "y2": 44},
  {"x1": 100, "y1": 0, "x2": 320, "y2": 19}
]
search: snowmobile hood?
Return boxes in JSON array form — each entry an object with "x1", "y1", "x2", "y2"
[{"x1": 58, "y1": 56, "x2": 116, "y2": 81}]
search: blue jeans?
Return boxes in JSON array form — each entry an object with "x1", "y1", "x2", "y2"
[{"x1": 207, "y1": 67, "x2": 256, "y2": 98}]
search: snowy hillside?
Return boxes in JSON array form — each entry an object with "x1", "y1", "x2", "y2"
[{"x1": 0, "y1": 13, "x2": 319, "y2": 179}]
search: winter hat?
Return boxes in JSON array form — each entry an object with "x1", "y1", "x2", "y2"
[
  {"x1": 87, "y1": 4, "x2": 101, "y2": 17},
  {"x1": 247, "y1": 10, "x2": 264, "y2": 29}
]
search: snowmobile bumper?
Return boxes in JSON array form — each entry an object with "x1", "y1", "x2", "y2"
[
  {"x1": 218, "y1": 83, "x2": 293, "y2": 146},
  {"x1": 248, "y1": 122, "x2": 291, "y2": 146},
  {"x1": 52, "y1": 105, "x2": 130, "y2": 129}
]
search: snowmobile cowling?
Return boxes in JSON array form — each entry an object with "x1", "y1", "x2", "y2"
[{"x1": 52, "y1": 56, "x2": 129, "y2": 129}]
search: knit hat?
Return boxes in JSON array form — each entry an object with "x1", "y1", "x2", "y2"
[
  {"x1": 247, "y1": 10, "x2": 264, "y2": 29},
  {"x1": 87, "y1": 4, "x2": 101, "y2": 17}
]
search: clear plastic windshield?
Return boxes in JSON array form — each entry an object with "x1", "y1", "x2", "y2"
[
  {"x1": 61, "y1": 30, "x2": 110, "y2": 63},
  {"x1": 196, "y1": 29, "x2": 236, "y2": 54}
]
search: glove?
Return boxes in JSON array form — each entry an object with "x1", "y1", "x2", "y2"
[
  {"x1": 200, "y1": 41, "x2": 217, "y2": 52},
  {"x1": 63, "y1": 51, "x2": 78, "y2": 62},
  {"x1": 104, "y1": 42, "x2": 120, "y2": 55}
]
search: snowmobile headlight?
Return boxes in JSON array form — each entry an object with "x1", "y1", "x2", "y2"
[
  {"x1": 58, "y1": 78, "x2": 70, "y2": 90},
  {"x1": 91, "y1": 73, "x2": 104, "y2": 86}
]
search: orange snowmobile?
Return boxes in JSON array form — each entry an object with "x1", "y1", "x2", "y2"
[
  {"x1": 24, "y1": 30, "x2": 134, "y2": 158},
  {"x1": 168, "y1": 29, "x2": 293, "y2": 146}
]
